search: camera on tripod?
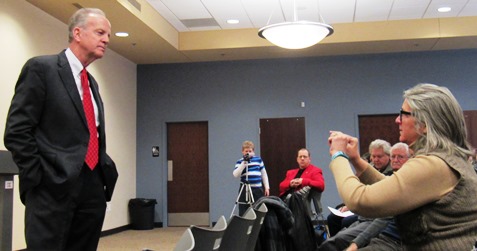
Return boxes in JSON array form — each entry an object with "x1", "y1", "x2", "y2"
[{"x1": 243, "y1": 153, "x2": 252, "y2": 162}]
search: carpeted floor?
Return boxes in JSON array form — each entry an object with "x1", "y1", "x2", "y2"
[{"x1": 97, "y1": 227, "x2": 187, "y2": 251}]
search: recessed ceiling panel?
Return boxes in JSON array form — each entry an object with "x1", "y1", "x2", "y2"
[
  {"x1": 423, "y1": 0, "x2": 467, "y2": 18},
  {"x1": 160, "y1": 0, "x2": 212, "y2": 20},
  {"x1": 146, "y1": 0, "x2": 188, "y2": 31},
  {"x1": 202, "y1": 0, "x2": 253, "y2": 29}
]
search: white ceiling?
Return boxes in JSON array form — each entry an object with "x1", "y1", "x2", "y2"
[
  {"x1": 26, "y1": 0, "x2": 477, "y2": 64},
  {"x1": 146, "y1": 0, "x2": 477, "y2": 31}
]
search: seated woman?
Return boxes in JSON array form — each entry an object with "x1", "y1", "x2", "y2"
[{"x1": 328, "y1": 83, "x2": 477, "y2": 250}]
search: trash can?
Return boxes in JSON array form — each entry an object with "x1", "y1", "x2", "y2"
[{"x1": 128, "y1": 198, "x2": 157, "y2": 230}]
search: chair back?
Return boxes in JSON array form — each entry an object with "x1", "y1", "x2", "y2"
[
  {"x1": 174, "y1": 216, "x2": 227, "y2": 251},
  {"x1": 219, "y1": 208, "x2": 257, "y2": 251},
  {"x1": 173, "y1": 228, "x2": 195, "y2": 251},
  {"x1": 304, "y1": 187, "x2": 330, "y2": 237},
  {"x1": 190, "y1": 215, "x2": 227, "y2": 251},
  {"x1": 245, "y1": 203, "x2": 268, "y2": 251}
]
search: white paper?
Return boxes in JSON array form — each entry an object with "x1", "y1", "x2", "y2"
[{"x1": 328, "y1": 206, "x2": 355, "y2": 217}]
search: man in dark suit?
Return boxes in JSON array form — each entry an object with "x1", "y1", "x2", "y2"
[{"x1": 4, "y1": 8, "x2": 118, "y2": 250}]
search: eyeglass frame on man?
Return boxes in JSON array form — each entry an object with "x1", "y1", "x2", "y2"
[
  {"x1": 391, "y1": 154, "x2": 408, "y2": 160},
  {"x1": 400, "y1": 109, "x2": 412, "y2": 121}
]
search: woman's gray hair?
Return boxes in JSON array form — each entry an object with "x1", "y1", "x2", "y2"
[
  {"x1": 404, "y1": 83, "x2": 472, "y2": 158},
  {"x1": 369, "y1": 139, "x2": 391, "y2": 155},
  {"x1": 68, "y1": 8, "x2": 106, "y2": 42}
]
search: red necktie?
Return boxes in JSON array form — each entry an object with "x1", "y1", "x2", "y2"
[{"x1": 81, "y1": 68, "x2": 99, "y2": 170}]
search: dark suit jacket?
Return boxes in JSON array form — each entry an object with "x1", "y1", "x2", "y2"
[{"x1": 4, "y1": 50, "x2": 118, "y2": 203}]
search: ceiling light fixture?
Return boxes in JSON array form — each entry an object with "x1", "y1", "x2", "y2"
[
  {"x1": 437, "y1": 6, "x2": 451, "y2": 13},
  {"x1": 115, "y1": 32, "x2": 129, "y2": 37},
  {"x1": 258, "y1": 0, "x2": 333, "y2": 49},
  {"x1": 227, "y1": 19, "x2": 240, "y2": 24}
]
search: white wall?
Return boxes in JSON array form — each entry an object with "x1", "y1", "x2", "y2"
[{"x1": 0, "y1": 0, "x2": 137, "y2": 249}]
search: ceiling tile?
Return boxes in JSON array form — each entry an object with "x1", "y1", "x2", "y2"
[
  {"x1": 160, "y1": 0, "x2": 211, "y2": 20},
  {"x1": 202, "y1": 0, "x2": 253, "y2": 29},
  {"x1": 355, "y1": 0, "x2": 394, "y2": 22},
  {"x1": 389, "y1": 0, "x2": 430, "y2": 20}
]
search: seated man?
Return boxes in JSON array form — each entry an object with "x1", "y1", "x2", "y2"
[
  {"x1": 369, "y1": 139, "x2": 393, "y2": 175},
  {"x1": 319, "y1": 142, "x2": 410, "y2": 251},
  {"x1": 279, "y1": 148, "x2": 325, "y2": 197},
  {"x1": 327, "y1": 139, "x2": 393, "y2": 236}
]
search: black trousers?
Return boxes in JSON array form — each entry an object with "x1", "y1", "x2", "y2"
[{"x1": 24, "y1": 164, "x2": 106, "y2": 251}]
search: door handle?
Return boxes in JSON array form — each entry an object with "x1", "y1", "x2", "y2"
[{"x1": 168, "y1": 160, "x2": 173, "y2": 181}]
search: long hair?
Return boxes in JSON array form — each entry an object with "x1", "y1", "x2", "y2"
[
  {"x1": 403, "y1": 83, "x2": 472, "y2": 159},
  {"x1": 68, "y1": 8, "x2": 106, "y2": 42}
]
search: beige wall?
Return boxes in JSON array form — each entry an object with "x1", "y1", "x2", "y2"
[{"x1": 0, "y1": 0, "x2": 137, "y2": 249}]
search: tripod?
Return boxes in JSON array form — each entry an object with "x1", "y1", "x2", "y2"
[{"x1": 231, "y1": 159, "x2": 255, "y2": 217}]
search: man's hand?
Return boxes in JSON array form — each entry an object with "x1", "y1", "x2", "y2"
[
  {"x1": 345, "y1": 242, "x2": 358, "y2": 251},
  {"x1": 289, "y1": 178, "x2": 303, "y2": 188}
]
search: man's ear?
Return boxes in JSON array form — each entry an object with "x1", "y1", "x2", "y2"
[{"x1": 73, "y1": 27, "x2": 82, "y2": 41}]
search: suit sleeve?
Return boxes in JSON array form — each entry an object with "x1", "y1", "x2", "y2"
[
  {"x1": 279, "y1": 170, "x2": 294, "y2": 196},
  {"x1": 302, "y1": 167, "x2": 325, "y2": 192},
  {"x1": 4, "y1": 59, "x2": 46, "y2": 198}
]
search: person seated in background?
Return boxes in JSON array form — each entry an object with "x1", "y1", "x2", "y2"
[
  {"x1": 275, "y1": 148, "x2": 325, "y2": 250},
  {"x1": 319, "y1": 142, "x2": 410, "y2": 251},
  {"x1": 328, "y1": 83, "x2": 477, "y2": 250},
  {"x1": 343, "y1": 142, "x2": 411, "y2": 251},
  {"x1": 326, "y1": 140, "x2": 393, "y2": 237},
  {"x1": 279, "y1": 148, "x2": 325, "y2": 198},
  {"x1": 369, "y1": 139, "x2": 393, "y2": 175}
]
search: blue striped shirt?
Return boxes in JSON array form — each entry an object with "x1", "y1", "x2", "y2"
[{"x1": 234, "y1": 156, "x2": 265, "y2": 187}]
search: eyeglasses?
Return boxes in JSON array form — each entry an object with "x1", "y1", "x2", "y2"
[
  {"x1": 399, "y1": 109, "x2": 412, "y2": 121},
  {"x1": 391, "y1": 155, "x2": 408, "y2": 160}
]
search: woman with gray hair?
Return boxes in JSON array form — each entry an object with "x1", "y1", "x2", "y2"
[{"x1": 327, "y1": 83, "x2": 477, "y2": 250}]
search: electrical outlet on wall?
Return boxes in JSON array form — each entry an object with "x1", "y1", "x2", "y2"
[{"x1": 106, "y1": 202, "x2": 112, "y2": 212}]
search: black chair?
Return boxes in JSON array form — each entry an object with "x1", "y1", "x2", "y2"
[
  {"x1": 219, "y1": 208, "x2": 257, "y2": 251},
  {"x1": 245, "y1": 203, "x2": 268, "y2": 251},
  {"x1": 301, "y1": 186, "x2": 330, "y2": 237}
]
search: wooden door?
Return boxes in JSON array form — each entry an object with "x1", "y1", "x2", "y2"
[
  {"x1": 358, "y1": 114, "x2": 400, "y2": 155},
  {"x1": 358, "y1": 111, "x2": 477, "y2": 154},
  {"x1": 167, "y1": 122, "x2": 209, "y2": 226},
  {"x1": 259, "y1": 117, "x2": 306, "y2": 196},
  {"x1": 464, "y1": 110, "x2": 477, "y2": 149}
]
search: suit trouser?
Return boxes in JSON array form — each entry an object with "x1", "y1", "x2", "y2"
[{"x1": 24, "y1": 164, "x2": 106, "y2": 251}]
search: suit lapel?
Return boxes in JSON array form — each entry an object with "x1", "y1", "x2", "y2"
[
  {"x1": 57, "y1": 51, "x2": 88, "y2": 129},
  {"x1": 88, "y1": 76, "x2": 104, "y2": 127}
]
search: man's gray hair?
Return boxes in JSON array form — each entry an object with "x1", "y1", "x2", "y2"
[
  {"x1": 369, "y1": 139, "x2": 391, "y2": 155},
  {"x1": 391, "y1": 142, "x2": 410, "y2": 157},
  {"x1": 68, "y1": 8, "x2": 106, "y2": 42}
]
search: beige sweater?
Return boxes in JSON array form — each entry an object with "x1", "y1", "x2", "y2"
[{"x1": 330, "y1": 153, "x2": 477, "y2": 250}]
